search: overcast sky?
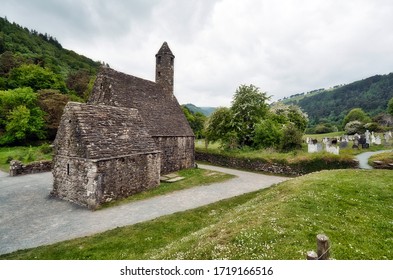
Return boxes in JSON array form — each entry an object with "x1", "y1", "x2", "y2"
[{"x1": 2, "y1": 0, "x2": 393, "y2": 107}]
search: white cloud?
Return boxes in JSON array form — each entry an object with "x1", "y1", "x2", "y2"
[{"x1": 2, "y1": 0, "x2": 393, "y2": 107}]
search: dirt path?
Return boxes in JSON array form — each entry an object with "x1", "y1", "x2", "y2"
[{"x1": 0, "y1": 164, "x2": 288, "y2": 255}]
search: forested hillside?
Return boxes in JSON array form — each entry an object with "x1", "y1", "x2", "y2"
[
  {"x1": 282, "y1": 73, "x2": 393, "y2": 128},
  {"x1": 0, "y1": 16, "x2": 101, "y2": 145}
]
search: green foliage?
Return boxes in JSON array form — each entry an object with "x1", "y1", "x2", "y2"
[
  {"x1": 313, "y1": 123, "x2": 338, "y2": 134},
  {"x1": 0, "y1": 88, "x2": 46, "y2": 145},
  {"x1": 37, "y1": 90, "x2": 69, "y2": 139},
  {"x1": 1, "y1": 105, "x2": 45, "y2": 145},
  {"x1": 205, "y1": 87, "x2": 307, "y2": 151},
  {"x1": 0, "y1": 16, "x2": 102, "y2": 145},
  {"x1": 253, "y1": 119, "x2": 283, "y2": 149},
  {"x1": 388, "y1": 97, "x2": 393, "y2": 116},
  {"x1": 284, "y1": 74, "x2": 393, "y2": 127},
  {"x1": 280, "y1": 123, "x2": 303, "y2": 151},
  {"x1": 344, "y1": 120, "x2": 365, "y2": 135},
  {"x1": 181, "y1": 106, "x2": 206, "y2": 139},
  {"x1": 231, "y1": 84, "x2": 270, "y2": 146},
  {"x1": 343, "y1": 108, "x2": 371, "y2": 127},
  {"x1": 270, "y1": 103, "x2": 308, "y2": 132},
  {"x1": 7, "y1": 64, "x2": 67, "y2": 93},
  {"x1": 205, "y1": 107, "x2": 233, "y2": 144}
]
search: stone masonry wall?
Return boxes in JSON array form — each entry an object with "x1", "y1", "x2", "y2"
[
  {"x1": 154, "y1": 136, "x2": 195, "y2": 174},
  {"x1": 52, "y1": 153, "x2": 160, "y2": 209},
  {"x1": 196, "y1": 151, "x2": 359, "y2": 176},
  {"x1": 9, "y1": 160, "x2": 52, "y2": 176}
]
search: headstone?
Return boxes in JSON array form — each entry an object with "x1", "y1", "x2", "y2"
[
  {"x1": 371, "y1": 132, "x2": 376, "y2": 144},
  {"x1": 375, "y1": 136, "x2": 382, "y2": 145},
  {"x1": 339, "y1": 141, "x2": 348, "y2": 149},
  {"x1": 365, "y1": 130, "x2": 371, "y2": 144},
  {"x1": 308, "y1": 143, "x2": 323, "y2": 153},
  {"x1": 325, "y1": 143, "x2": 339, "y2": 155}
]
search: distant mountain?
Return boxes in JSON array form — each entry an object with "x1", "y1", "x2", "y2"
[
  {"x1": 280, "y1": 73, "x2": 393, "y2": 127},
  {"x1": 184, "y1": 103, "x2": 216, "y2": 116}
]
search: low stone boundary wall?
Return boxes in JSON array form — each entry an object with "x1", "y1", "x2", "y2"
[
  {"x1": 196, "y1": 151, "x2": 358, "y2": 176},
  {"x1": 9, "y1": 160, "x2": 52, "y2": 176}
]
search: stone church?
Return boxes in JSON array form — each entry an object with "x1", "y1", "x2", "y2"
[{"x1": 52, "y1": 42, "x2": 195, "y2": 209}]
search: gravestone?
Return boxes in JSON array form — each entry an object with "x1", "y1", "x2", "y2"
[
  {"x1": 325, "y1": 143, "x2": 339, "y2": 155},
  {"x1": 308, "y1": 143, "x2": 323, "y2": 153},
  {"x1": 339, "y1": 141, "x2": 348, "y2": 149}
]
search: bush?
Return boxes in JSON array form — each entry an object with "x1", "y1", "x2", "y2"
[
  {"x1": 39, "y1": 143, "x2": 53, "y2": 154},
  {"x1": 280, "y1": 123, "x2": 303, "y2": 151},
  {"x1": 344, "y1": 120, "x2": 364, "y2": 135}
]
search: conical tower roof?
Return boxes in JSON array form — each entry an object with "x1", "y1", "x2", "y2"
[{"x1": 156, "y1": 41, "x2": 174, "y2": 57}]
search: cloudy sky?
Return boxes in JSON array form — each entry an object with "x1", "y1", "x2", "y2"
[{"x1": 2, "y1": 0, "x2": 393, "y2": 107}]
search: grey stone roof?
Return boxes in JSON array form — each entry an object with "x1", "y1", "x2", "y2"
[
  {"x1": 88, "y1": 67, "x2": 194, "y2": 137},
  {"x1": 54, "y1": 102, "x2": 159, "y2": 160},
  {"x1": 156, "y1": 41, "x2": 174, "y2": 57}
]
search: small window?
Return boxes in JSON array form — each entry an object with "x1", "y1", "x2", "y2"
[
  {"x1": 157, "y1": 71, "x2": 161, "y2": 77},
  {"x1": 170, "y1": 57, "x2": 174, "y2": 66},
  {"x1": 157, "y1": 56, "x2": 161, "y2": 64},
  {"x1": 67, "y1": 164, "x2": 70, "y2": 175}
]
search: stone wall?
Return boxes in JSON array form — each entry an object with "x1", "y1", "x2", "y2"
[
  {"x1": 196, "y1": 151, "x2": 359, "y2": 176},
  {"x1": 52, "y1": 152, "x2": 160, "y2": 210},
  {"x1": 154, "y1": 136, "x2": 195, "y2": 174},
  {"x1": 9, "y1": 160, "x2": 52, "y2": 176}
]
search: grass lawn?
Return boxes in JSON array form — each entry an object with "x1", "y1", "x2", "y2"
[
  {"x1": 2, "y1": 169, "x2": 392, "y2": 260},
  {"x1": 368, "y1": 151, "x2": 393, "y2": 167},
  {"x1": 0, "y1": 145, "x2": 52, "y2": 172}
]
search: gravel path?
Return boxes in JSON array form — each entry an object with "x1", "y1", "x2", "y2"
[{"x1": 0, "y1": 164, "x2": 288, "y2": 255}]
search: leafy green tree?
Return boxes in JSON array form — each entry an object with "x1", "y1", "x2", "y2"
[
  {"x1": 253, "y1": 119, "x2": 283, "y2": 149},
  {"x1": 230, "y1": 84, "x2": 270, "y2": 147},
  {"x1": 205, "y1": 107, "x2": 233, "y2": 145},
  {"x1": 37, "y1": 89, "x2": 69, "y2": 139},
  {"x1": 344, "y1": 120, "x2": 365, "y2": 135},
  {"x1": 270, "y1": 103, "x2": 308, "y2": 131},
  {"x1": 66, "y1": 69, "x2": 90, "y2": 98},
  {"x1": 7, "y1": 64, "x2": 67, "y2": 93},
  {"x1": 0, "y1": 87, "x2": 46, "y2": 145},
  {"x1": 342, "y1": 108, "x2": 371, "y2": 127},
  {"x1": 1, "y1": 105, "x2": 45, "y2": 144},
  {"x1": 280, "y1": 123, "x2": 303, "y2": 151},
  {"x1": 182, "y1": 106, "x2": 206, "y2": 139}
]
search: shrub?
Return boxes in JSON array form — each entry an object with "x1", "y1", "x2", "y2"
[
  {"x1": 39, "y1": 143, "x2": 53, "y2": 154},
  {"x1": 344, "y1": 120, "x2": 364, "y2": 135},
  {"x1": 280, "y1": 123, "x2": 303, "y2": 151}
]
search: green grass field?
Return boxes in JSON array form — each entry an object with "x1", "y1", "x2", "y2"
[
  {"x1": 0, "y1": 145, "x2": 52, "y2": 171},
  {"x1": 2, "y1": 169, "x2": 392, "y2": 260}
]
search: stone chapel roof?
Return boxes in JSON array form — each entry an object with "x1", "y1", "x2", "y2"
[
  {"x1": 55, "y1": 102, "x2": 159, "y2": 160},
  {"x1": 88, "y1": 67, "x2": 194, "y2": 137}
]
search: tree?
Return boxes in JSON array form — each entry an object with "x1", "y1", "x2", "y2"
[
  {"x1": 388, "y1": 97, "x2": 393, "y2": 116},
  {"x1": 280, "y1": 123, "x2": 303, "y2": 151},
  {"x1": 0, "y1": 87, "x2": 46, "y2": 145},
  {"x1": 1, "y1": 105, "x2": 45, "y2": 144},
  {"x1": 230, "y1": 84, "x2": 270, "y2": 147},
  {"x1": 7, "y1": 64, "x2": 67, "y2": 93},
  {"x1": 37, "y1": 89, "x2": 69, "y2": 139},
  {"x1": 66, "y1": 69, "x2": 90, "y2": 98},
  {"x1": 270, "y1": 103, "x2": 308, "y2": 132},
  {"x1": 253, "y1": 119, "x2": 283, "y2": 149},
  {"x1": 342, "y1": 108, "x2": 371, "y2": 127},
  {"x1": 182, "y1": 106, "x2": 206, "y2": 139},
  {"x1": 205, "y1": 107, "x2": 233, "y2": 146},
  {"x1": 344, "y1": 120, "x2": 364, "y2": 135}
]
